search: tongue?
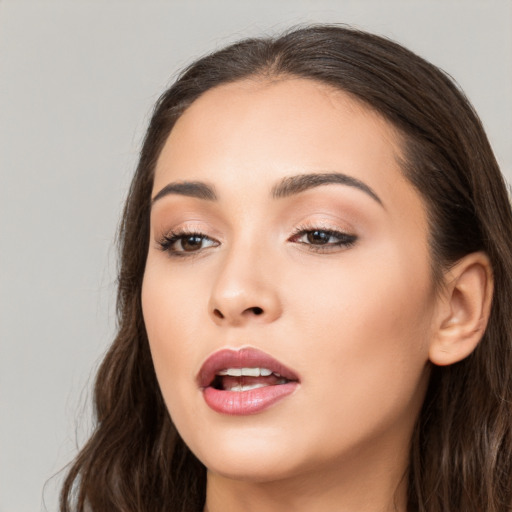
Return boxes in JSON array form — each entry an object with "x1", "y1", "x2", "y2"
[{"x1": 220, "y1": 375, "x2": 283, "y2": 389}]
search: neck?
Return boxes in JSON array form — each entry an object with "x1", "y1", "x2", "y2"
[{"x1": 203, "y1": 441, "x2": 410, "y2": 512}]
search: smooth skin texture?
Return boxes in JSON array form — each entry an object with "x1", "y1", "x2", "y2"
[{"x1": 142, "y1": 78, "x2": 493, "y2": 512}]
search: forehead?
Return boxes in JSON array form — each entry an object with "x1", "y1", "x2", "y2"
[
  {"x1": 154, "y1": 78, "x2": 404, "y2": 191},
  {"x1": 153, "y1": 78, "x2": 423, "y2": 220}
]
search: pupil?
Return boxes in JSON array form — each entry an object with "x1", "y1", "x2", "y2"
[
  {"x1": 182, "y1": 235, "x2": 202, "y2": 251},
  {"x1": 307, "y1": 231, "x2": 329, "y2": 245}
]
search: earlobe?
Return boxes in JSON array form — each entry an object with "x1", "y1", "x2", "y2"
[{"x1": 429, "y1": 252, "x2": 494, "y2": 366}]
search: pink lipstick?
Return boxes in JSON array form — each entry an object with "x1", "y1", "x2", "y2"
[{"x1": 198, "y1": 347, "x2": 300, "y2": 415}]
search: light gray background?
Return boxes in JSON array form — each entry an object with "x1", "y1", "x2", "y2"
[{"x1": 1, "y1": 1, "x2": 511, "y2": 511}]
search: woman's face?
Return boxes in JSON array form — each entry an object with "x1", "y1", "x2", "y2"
[{"x1": 142, "y1": 78, "x2": 436, "y2": 482}]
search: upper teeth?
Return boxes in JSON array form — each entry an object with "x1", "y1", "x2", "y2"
[{"x1": 217, "y1": 367, "x2": 275, "y2": 377}]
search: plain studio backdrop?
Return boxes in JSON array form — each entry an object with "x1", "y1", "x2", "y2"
[{"x1": 0, "y1": 1, "x2": 510, "y2": 511}]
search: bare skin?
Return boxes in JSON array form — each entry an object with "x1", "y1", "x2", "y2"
[{"x1": 142, "y1": 78, "x2": 493, "y2": 512}]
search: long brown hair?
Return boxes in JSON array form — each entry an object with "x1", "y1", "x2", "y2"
[{"x1": 60, "y1": 25, "x2": 512, "y2": 512}]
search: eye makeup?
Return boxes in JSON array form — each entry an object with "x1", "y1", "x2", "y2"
[
  {"x1": 157, "y1": 228, "x2": 220, "y2": 256},
  {"x1": 156, "y1": 221, "x2": 358, "y2": 259},
  {"x1": 151, "y1": 186, "x2": 369, "y2": 260},
  {"x1": 288, "y1": 224, "x2": 357, "y2": 253}
]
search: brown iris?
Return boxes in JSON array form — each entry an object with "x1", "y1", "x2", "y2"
[
  {"x1": 181, "y1": 235, "x2": 204, "y2": 251},
  {"x1": 307, "y1": 230, "x2": 331, "y2": 245}
]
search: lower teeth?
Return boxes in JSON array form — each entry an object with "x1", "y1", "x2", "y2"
[
  {"x1": 227, "y1": 383, "x2": 267, "y2": 392},
  {"x1": 225, "y1": 379, "x2": 288, "y2": 392}
]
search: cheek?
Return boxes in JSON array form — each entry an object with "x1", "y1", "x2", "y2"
[
  {"x1": 142, "y1": 253, "x2": 209, "y2": 341},
  {"x1": 141, "y1": 259, "x2": 206, "y2": 412},
  {"x1": 290, "y1": 240, "x2": 434, "y2": 344},
  {"x1": 285, "y1": 242, "x2": 434, "y2": 434}
]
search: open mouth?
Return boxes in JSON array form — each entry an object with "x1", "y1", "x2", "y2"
[
  {"x1": 210, "y1": 367, "x2": 292, "y2": 392},
  {"x1": 198, "y1": 348, "x2": 300, "y2": 415}
]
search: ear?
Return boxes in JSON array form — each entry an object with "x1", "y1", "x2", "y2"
[{"x1": 429, "y1": 252, "x2": 494, "y2": 366}]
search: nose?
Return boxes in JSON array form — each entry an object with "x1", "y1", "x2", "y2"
[{"x1": 208, "y1": 244, "x2": 282, "y2": 327}]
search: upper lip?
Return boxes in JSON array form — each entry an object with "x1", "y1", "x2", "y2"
[{"x1": 197, "y1": 347, "x2": 300, "y2": 388}]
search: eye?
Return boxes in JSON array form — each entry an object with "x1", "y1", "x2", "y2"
[
  {"x1": 289, "y1": 227, "x2": 357, "y2": 251},
  {"x1": 158, "y1": 230, "x2": 220, "y2": 256}
]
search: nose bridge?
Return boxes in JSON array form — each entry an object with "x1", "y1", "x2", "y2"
[{"x1": 208, "y1": 233, "x2": 282, "y2": 326}]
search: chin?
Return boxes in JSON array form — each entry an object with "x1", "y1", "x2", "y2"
[
  {"x1": 203, "y1": 450, "x2": 304, "y2": 484},
  {"x1": 179, "y1": 417, "x2": 309, "y2": 483}
]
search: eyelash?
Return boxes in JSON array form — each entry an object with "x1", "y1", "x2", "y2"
[
  {"x1": 288, "y1": 225, "x2": 357, "y2": 252},
  {"x1": 157, "y1": 226, "x2": 357, "y2": 257},
  {"x1": 157, "y1": 229, "x2": 219, "y2": 257}
]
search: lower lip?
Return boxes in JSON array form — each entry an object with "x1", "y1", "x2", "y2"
[{"x1": 202, "y1": 382, "x2": 298, "y2": 415}]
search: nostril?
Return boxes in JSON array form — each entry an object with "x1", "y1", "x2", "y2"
[
  {"x1": 251, "y1": 307, "x2": 263, "y2": 315},
  {"x1": 213, "y1": 309, "x2": 224, "y2": 319}
]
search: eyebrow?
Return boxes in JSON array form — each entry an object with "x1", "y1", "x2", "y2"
[
  {"x1": 151, "y1": 172, "x2": 383, "y2": 207},
  {"x1": 272, "y1": 172, "x2": 383, "y2": 206},
  {"x1": 152, "y1": 181, "x2": 217, "y2": 203}
]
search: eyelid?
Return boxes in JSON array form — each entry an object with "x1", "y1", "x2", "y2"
[
  {"x1": 288, "y1": 222, "x2": 358, "y2": 251},
  {"x1": 156, "y1": 226, "x2": 221, "y2": 258},
  {"x1": 154, "y1": 218, "x2": 222, "y2": 242},
  {"x1": 153, "y1": 215, "x2": 358, "y2": 258},
  {"x1": 289, "y1": 219, "x2": 355, "y2": 236}
]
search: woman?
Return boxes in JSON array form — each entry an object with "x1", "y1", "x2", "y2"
[{"x1": 60, "y1": 25, "x2": 512, "y2": 512}]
